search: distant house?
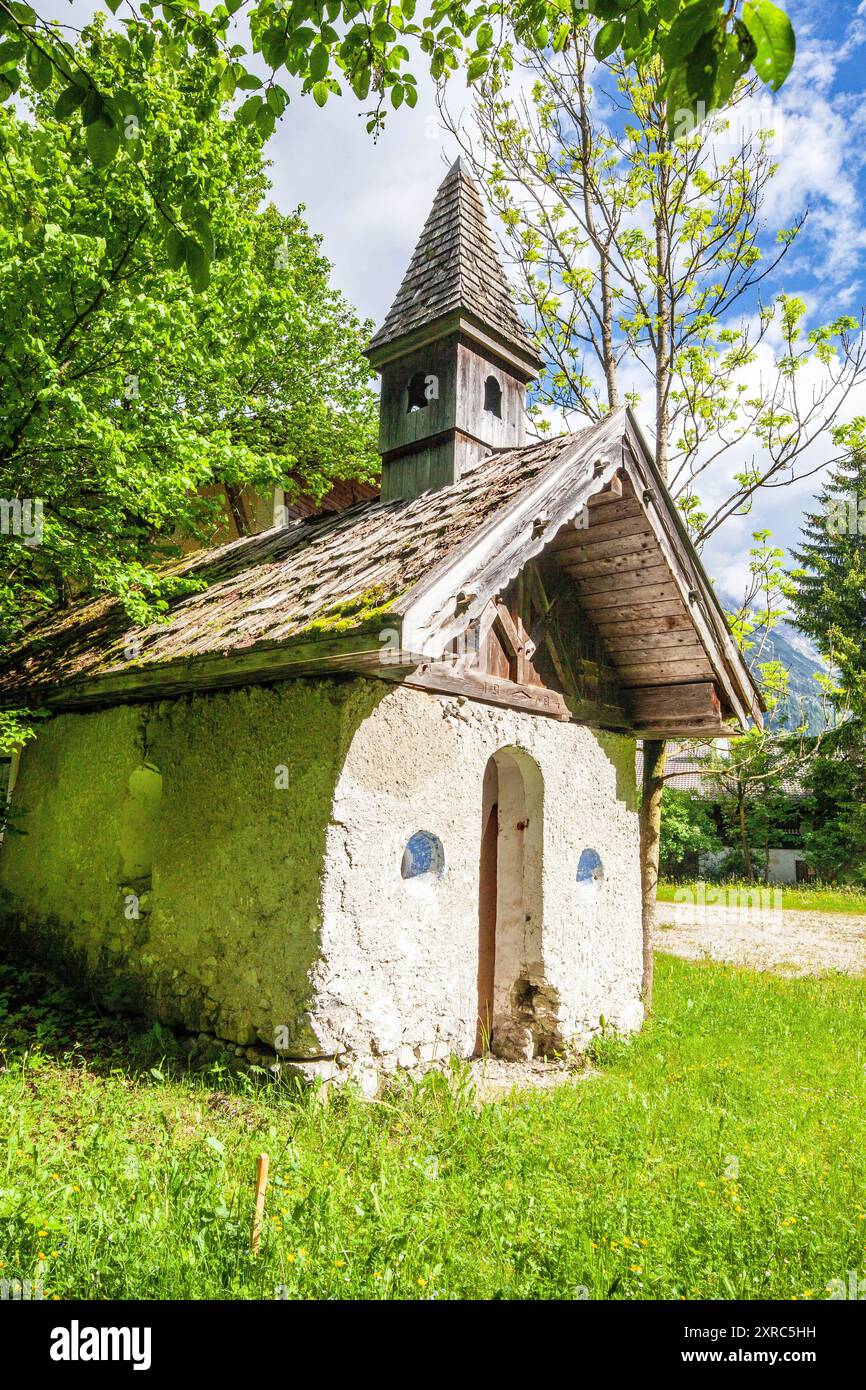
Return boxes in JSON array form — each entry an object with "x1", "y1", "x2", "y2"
[
  {"x1": 661, "y1": 748, "x2": 812, "y2": 884},
  {"x1": 0, "y1": 161, "x2": 762, "y2": 1088}
]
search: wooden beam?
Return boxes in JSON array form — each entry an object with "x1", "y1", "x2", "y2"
[
  {"x1": 628, "y1": 682, "x2": 721, "y2": 722},
  {"x1": 493, "y1": 599, "x2": 521, "y2": 658},
  {"x1": 404, "y1": 662, "x2": 572, "y2": 720},
  {"x1": 550, "y1": 512, "x2": 651, "y2": 551},
  {"x1": 594, "y1": 610, "x2": 695, "y2": 637},
  {"x1": 581, "y1": 582, "x2": 682, "y2": 612},
  {"x1": 617, "y1": 659, "x2": 716, "y2": 685},
  {"x1": 562, "y1": 549, "x2": 668, "y2": 580},
  {"x1": 575, "y1": 563, "x2": 673, "y2": 596},
  {"x1": 603, "y1": 631, "x2": 704, "y2": 655},
  {"x1": 555, "y1": 532, "x2": 657, "y2": 567},
  {"x1": 5, "y1": 630, "x2": 412, "y2": 712},
  {"x1": 635, "y1": 721, "x2": 737, "y2": 740}
]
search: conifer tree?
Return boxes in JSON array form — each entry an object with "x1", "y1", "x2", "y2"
[{"x1": 791, "y1": 451, "x2": 866, "y2": 719}]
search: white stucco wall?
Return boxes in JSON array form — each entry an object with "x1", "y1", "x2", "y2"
[{"x1": 311, "y1": 683, "x2": 643, "y2": 1070}]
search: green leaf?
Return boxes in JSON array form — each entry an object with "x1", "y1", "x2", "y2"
[
  {"x1": 205, "y1": 1134, "x2": 225, "y2": 1156},
  {"x1": 0, "y1": 39, "x2": 25, "y2": 70},
  {"x1": 85, "y1": 114, "x2": 121, "y2": 167},
  {"x1": 661, "y1": 0, "x2": 721, "y2": 69},
  {"x1": 165, "y1": 226, "x2": 185, "y2": 270},
  {"x1": 665, "y1": 63, "x2": 703, "y2": 138},
  {"x1": 742, "y1": 0, "x2": 795, "y2": 91},
  {"x1": 683, "y1": 29, "x2": 720, "y2": 107},
  {"x1": 593, "y1": 19, "x2": 624, "y2": 62},
  {"x1": 254, "y1": 104, "x2": 275, "y2": 139},
  {"x1": 309, "y1": 42, "x2": 329, "y2": 81},
  {"x1": 351, "y1": 66, "x2": 370, "y2": 100},
  {"x1": 54, "y1": 82, "x2": 86, "y2": 120},
  {"x1": 311, "y1": 79, "x2": 328, "y2": 107},
  {"x1": 184, "y1": 236, "x2": 211, "y2": 293},
  {"x1": 466, "y1": 54, "x2": 489, "y2": 83},
  {"x1": 235, "y1": 72, "x2": 262, "y2": 90},
  {"x1": 82, "y1": 89, "x2": 105, "y2": 127},
  {"x1": 237, "y1": 93, "x2": 263, "y2": 125},
  {"x1": 266, "y1": 85, "x2": 287, "y2": 115},
  {"x1": 25, "y1": 45, "x2": 53, "y2": 92},
  {"x1": 192, "y1": 214, "x2": 215, "y2": 261}
]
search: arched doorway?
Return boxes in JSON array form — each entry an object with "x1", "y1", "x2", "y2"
[{"x1": 476, "y1": 746, "x2": 552, "y2": 1059}]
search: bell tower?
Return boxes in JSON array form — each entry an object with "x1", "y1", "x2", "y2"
[{"x1": 365, "y1": 158, "x2": 543, "y2": 503}]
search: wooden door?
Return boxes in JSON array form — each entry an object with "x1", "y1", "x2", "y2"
[{"x1": 475, "y1": 800, "x2": 498, "y2": 1055}]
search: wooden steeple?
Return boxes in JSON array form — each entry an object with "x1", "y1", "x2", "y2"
[{"x1": 366, "y1": 158, "x2": 543, "y2": 502}]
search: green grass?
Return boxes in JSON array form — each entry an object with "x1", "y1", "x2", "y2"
[
  {"x1": 658, "y1": 879, "x2": 866, "y2": 914},
  {"x1": 1, "y1": 954, "x2": 866, "y2": 1301}
]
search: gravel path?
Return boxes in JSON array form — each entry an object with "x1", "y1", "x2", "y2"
[{"x1": 655, "y1": 901, "x2": 866, "y2": 976}]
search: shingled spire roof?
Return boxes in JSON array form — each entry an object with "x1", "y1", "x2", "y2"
[{"x1": 367, "y1": 157, "x2": 542, "y2": 372}]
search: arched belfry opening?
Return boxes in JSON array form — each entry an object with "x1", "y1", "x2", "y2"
[
  {"x1": 407, "y1": 371, "x2": 429, "y2": 413},
  {"x1": 484, "y1": 375, "x2": 502, "y2": 418},
  {"x1": 476, "y1": 746, "x2": 558, "y2": 1060}
]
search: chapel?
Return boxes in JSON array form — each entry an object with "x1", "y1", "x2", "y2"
[{"x1": 0, "y1": 159, "x2": 762, "y2": 1085}]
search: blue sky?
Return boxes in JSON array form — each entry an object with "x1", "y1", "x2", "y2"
[
  {"x1": 39, "y1": 1, "x2": 866, "y2": 600},
  {"x1": 258, "y1": 0, "x2": 866, "y2": 600}
]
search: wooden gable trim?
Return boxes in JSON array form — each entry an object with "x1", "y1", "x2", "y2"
[
  {"x1": 620, "y1": 412, "x2": 763, "y2": 729},
  {"x1": 397, "y1": 407, "x2": 762, "y2": 735},
  {"x1": 398, "y1": 410, "x2": 629, "y2": 656}
]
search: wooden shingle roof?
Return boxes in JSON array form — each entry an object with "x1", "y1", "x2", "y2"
[
  {"x1": 0, "y1": 430, "x2": 579, "y2": 707},
  {"x1": 367, "y1": 158, "x2": 541, "y2": 370},
  {"x1": 0, "y1": 409, "x2": 764, "y2": 738}
]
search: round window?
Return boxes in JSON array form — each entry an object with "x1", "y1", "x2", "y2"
[
  {"x1": 576, "y1": 847, "x2": 604, "y2": 891},
  {"x1": 401, "y1": 831, "x2": 445, "y2": 890}
]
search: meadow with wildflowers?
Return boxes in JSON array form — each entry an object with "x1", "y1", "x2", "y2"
[{"x1": 1, "y1": 953, "x2": 864, "y2": 1301}]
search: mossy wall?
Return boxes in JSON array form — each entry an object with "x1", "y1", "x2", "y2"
[{"x1": 0, "y1": 677, "x2": 381, "y2": 1049}]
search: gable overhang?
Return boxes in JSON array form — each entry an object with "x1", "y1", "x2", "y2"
[{"x1": 396, "y1": 406, "x2": 763, "y2": 736}]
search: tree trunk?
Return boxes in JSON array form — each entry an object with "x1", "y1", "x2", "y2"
[
  {"x1": 576, "y1": 52, "x2": 619, "y2": 409},
  {"x1": 639, "y1": 738, "x2": 667, "y2": 1013},
  {"x1": 738, "y1": 785, "x2": 754, "y2": 881},
  {"x1": 224, "y1": 482, "x2": 252, "y2": 537}
]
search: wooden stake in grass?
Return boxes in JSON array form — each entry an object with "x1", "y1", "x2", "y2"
[{"x1": 251, "y1": 1151, "x2": 269, "y2": 1255}]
